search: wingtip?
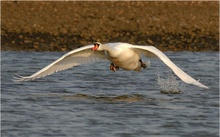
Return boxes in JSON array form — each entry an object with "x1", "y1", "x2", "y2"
[
  {"x1": 193, "y1": 81, "x2": 209, "y2": 89},
  {"x1": 12, "y1": 73, "x2": 26, "y2": 82},
  {"x1": 201, "y1": 85, "x2": 210, "y2": 89}
]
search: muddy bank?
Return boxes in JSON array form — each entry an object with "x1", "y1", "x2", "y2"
[{"x1": 1, "y1": 1, "x2": 219, "y2": 51}]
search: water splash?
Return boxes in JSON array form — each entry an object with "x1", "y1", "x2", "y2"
[
  {"x1": 143, "y1": 60, "x2": 151, "y2": 68},
  {"x1": 157, "y1": 70, "x2": 185, "y2": 94}
]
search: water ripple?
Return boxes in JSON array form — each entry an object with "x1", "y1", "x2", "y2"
[{"x1": 1, "y1": 51, "x2": 219, "y2": 137}]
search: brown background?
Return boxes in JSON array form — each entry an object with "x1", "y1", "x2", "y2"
[{"x1": 1, "y1": 1, "x2": 219, "y2": 51}]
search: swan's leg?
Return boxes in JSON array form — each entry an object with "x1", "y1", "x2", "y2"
[
  {"x1": 110, "y1": 63, "x2": 114, "y2": 71},
  {"x1": 139, "y1": 59, "x2": 147, "y2": 68},
  {"x1": 110, "y1": 63, "x2": 119, "y2": 72},
  {"x1": 115, "y1": 66, "x2": 120, "y2": 70},
  {"x1": 110, "y1": 63, "x2": 116, "y2": 72}
]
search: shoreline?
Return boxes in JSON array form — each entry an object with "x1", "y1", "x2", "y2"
[
  {"x1": 2, "y1": 30, "x2": 218, "y2": 52},
  {"x1": 1, "y1": 1, "x2": 219, "y2": 52}
]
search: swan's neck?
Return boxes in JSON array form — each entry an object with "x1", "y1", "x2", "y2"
[
  {"x1": 101, "y1": 44, "x2": 118, "y2": 57},
  {"x1": 102, "y1": 45, "x2": 122, "y2": 58},
  {"x1": 101, "y1": 44, "x2": 113, "y2": 52}
]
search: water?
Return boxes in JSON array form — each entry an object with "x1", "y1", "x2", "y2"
[{"x1": 1, "y1": 51, "x2": 219, "y2": 137}]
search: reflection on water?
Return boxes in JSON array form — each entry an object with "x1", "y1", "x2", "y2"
[
  {"x1": 1, "y1": 51, "x2": 219, "y2": 137},
  {"x1": 37, "y1": 93, "x2": 150, "y2": 103}
]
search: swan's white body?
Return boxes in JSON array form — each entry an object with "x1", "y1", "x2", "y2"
[{"x1": 14, "y1": 42, "x2": 209, "y2": 89}]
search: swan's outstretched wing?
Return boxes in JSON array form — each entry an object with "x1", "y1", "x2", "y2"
[
  {"x1": 13, "y1": 45, "x2": 107, "y2": 81},
  {"x1": 131, "y1": 45, "x2": 209, "y2": 89}
]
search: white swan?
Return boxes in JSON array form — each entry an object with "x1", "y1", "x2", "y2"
[{"x1": 13, "y1": 42, "x2": 209, "y2": 89}]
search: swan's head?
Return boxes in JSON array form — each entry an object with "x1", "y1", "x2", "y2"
[{"x1": 92, "y1": 42, "x2": 102, "y2": 51}]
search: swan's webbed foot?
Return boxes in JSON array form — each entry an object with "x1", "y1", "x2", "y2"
[
  {"x1": 110, "y1": 63, "x2": 119, "y2": 72},
  {"x1": 139, "y1": 59, "x2": 147, "y2": 68}
]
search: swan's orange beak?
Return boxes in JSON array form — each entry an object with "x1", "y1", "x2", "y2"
[{"x1": 92, "y1": 44, "x2": 99, "y2": 51}]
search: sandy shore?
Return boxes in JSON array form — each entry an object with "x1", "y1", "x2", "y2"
[{"x1": 1, "y1": 1, "x2": 219, "y2": 51}]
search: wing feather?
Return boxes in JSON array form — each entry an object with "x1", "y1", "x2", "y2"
[
  {"x1": 131, "y1": 45, "x2": 209, "y2": 89},
  {"x1": 14, "y1": 45, "x2": 107, "y2": 81}
]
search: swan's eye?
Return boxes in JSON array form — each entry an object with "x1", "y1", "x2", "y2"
[{"x1": 94, "y1": 44, "x2": 99, "y2": 46}]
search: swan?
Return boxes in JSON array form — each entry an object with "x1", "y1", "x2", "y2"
[{"x1": 13, "y1": 42, "x2": 209, "y2": 89}]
